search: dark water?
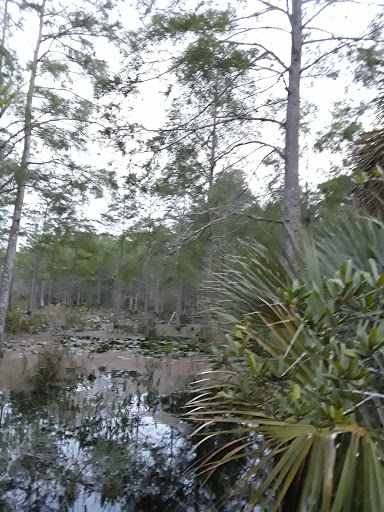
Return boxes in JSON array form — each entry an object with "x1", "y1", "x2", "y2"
[{"x1": 0, "y1": 358, "x2": 247, "y2": 512}]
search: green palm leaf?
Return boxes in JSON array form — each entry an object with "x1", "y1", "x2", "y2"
[{"x1": 189, "y1": 215, "x2": 384, "y2": 511}]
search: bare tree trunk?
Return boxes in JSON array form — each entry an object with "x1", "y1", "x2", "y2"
[
  {"x1": 144, "y1": 288, "x2": 148, "y2": 314},
  {"x1": 40, "y1": 280, "x2": 45, "y2": 307},
  {"x1": 47, "y1": 250, "x2": 55, "y2": 306},
  {"x1": 8, "y1": 274, "x2": 14, "y2": 312},
  {"x1": 175, "y1": 278, "x2": 183, "y2": 329},
  {"x1": 69, "y1": 246, "x2": 78, "y2": 308},
  {"x1": 47, "y1": 281, "x2": 51, "y2": 305},
  {"x1": 143, "y1": 262, "x2": 150, "y2": 316},
  {"x1": 282, "y1": 0, "x2": 302, "y2": 268},
  {"x1": 154, "y1": 277, "x2": 161, "y2": 315},
  {"x1": 28, "y1": 269, "x2": 36, "y2": 314},
  {"x1": 113, "y1": 234, "x2": 124, "y2": 327},
  {"x1": 28, "y1": 250, "x2": 42, "y2": 314},
  {"x1": 0, "y1": 0, "x2": 46, "y2": 356},
  {"x1": 0, "y1": 0, "x2": 8, "y2": 75},
  {"x1": 97, "y1": 270, "x2": 102, "y2": 307},
  {"x1": 203, "y1": 82, "x2": 218, "y2": 279},
  {"x1": 0, "y1": 0, "x2": 9, "y2": 122}
]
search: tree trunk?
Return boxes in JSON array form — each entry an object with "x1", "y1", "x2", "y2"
[
  {"x1": 69, "y1": 246, "x2": 78, "y2": 308},
  {"x1": 144, "y1": 289, "x2": 148, "y2": 314},
  {"x1": 97, "y1": 270, "x2": 102, "y2": 307},
  {"x1": 282, "y1": 0, "x2": 302, "y2": 268},
  {"x1": 0, "y1": 0, "x2": 8, "y2": 76},
  {"x1": 175, "y1": 278, "x2": 183, "y2": 329},
  {"x1": 0, "y1": 0, "x2": 9, "y2": 122},
  {"x1": 203, "y1": 81, "x2": 218, "y2": 280},
  {"x1": 47, "y1": 280, "x2": 51, "y2": 305},
  {"x1": 154, "y1": 277, "x2": 161, "y2": 315},
  {"x1": 113, "y1": 234, "x2": 124, "y2": 327},
  {"x1": 47, "y1": 250, "x2": 55, "y2": 305},
  {"x1": 0, "y1": 0, "x2": 45, "y2": 356},
  {"x1": 40, "y1": 280, "x2": 45, "y2": 307},
  {"x1": 191, "y1": 293, "x2": 196, "y2": 324},
  {"x1": 8, "y1": 274, "x2": 14, "y2": 312},
  {"x1": 28, "y1": 269, "x2": 36, "y2": 314}
]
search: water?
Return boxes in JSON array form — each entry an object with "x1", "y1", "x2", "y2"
[{"x1": 0, "y1": 344, "x2": 247, "y2": 512}]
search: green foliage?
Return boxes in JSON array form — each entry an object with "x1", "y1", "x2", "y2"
[
  {"x1": 355, "y1": 46, "x2": 383, "y2": 85},
  {"x1": 60, "y1": 334, "x2": 203, "y2": 359},
  {"x1": 179, "y1": 34, "x2": 251, "y2": 83},
  {"x1": 0, "y1": 0, "x2": 122, "y2": 243},
  {"x1": 315, "y1": 102, "x2": 365, "y2": 153},
  {"x1": 353, "y1": 131, "x2": 384, "y2": 217},
  {"x1": 39, "y1": 59, "x2": 69, "y2": 78},
  {"x1": 137, "y1": 316, "x2": 158, "y2": 339},
  {"x1": 318, "y1": 175, "x2": 353, "y2": 211},
  {"x1": 27, "y1": 347, "x2": 82, "y2": 390},
  {"x1": 4, "y1": 304, "x2": 88, "y2": 334},
  {"x1": 5, "y1": 309, "x2": 42, "y2": 335},
  {"x1": 149, "y1": 9, "x2": 233, "y2": 40},
  {"x1": 190, "y1": 216, "x2": 384, "y2": 511}
]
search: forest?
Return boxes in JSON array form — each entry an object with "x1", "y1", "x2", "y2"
[{"x1": 0, "y1": 0, "x2": 384, "y2": 510}]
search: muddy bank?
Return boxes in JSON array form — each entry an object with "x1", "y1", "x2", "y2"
[
  {"x1": 0, "y1": 333, "x2": 248, "y2": 512},
  {"x1": 0, "y1": 330, "x2": 207, "y2": 394}
]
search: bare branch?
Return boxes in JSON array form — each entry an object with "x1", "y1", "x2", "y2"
[
  {"x1": 215, "y1": 139, "x2": 285, "y2": 162},
  {"x1": 301, "y1": 40, "x2": 351, "y2": 72},
  {"x1": 243, "y1": 214, "x2": 283, "y2": 224},
  {"x1": 352, "y1": 390, "x2": 384, "y2": 400},
  {"x1": 258, "y1": 0, "x2": 289, "y2": 17},
  {"x1": 303, "y1": 35, "x2": 375, "y2": 45},
  {"x1": 169, "y1": 210, "x2": 283, "y2": 255},
  {"x1": 0, "y1": 176, "x2": 15, "y2": 192},
  {"x1": 303, "y1": 1, "x2": 335, "y2": 28}
]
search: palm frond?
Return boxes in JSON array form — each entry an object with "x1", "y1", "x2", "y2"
[{"x1": 189, "y1": 215, "x2": 384, "y2": 510}]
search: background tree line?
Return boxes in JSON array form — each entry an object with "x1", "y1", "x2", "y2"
[{"x1": 0, "y1": 0, "x2": 383, "y2": 340}]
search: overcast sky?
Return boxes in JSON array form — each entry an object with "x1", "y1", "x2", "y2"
[{"x1": 6, "y1": 0, "x2": 384, "y2": 230}]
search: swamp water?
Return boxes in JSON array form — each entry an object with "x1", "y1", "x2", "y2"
[{"x1": 0, "y1": 338, "x2": 246, "y2": 512}]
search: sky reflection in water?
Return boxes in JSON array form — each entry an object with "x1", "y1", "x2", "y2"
[{"x1": 0, "y1": 360, "x2": 243, "y2": 512}]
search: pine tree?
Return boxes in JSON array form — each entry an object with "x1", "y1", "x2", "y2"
[
  {"x1": 0, "y1": 0, "x2": 122, "y2": 355},
  {"x1": 116, "y1": 0, "x2": 381, "y2": 267}
]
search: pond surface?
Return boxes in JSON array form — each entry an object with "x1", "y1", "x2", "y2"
[{"x1": 0, "y1": 338, "x2": 247, "y2": 512}]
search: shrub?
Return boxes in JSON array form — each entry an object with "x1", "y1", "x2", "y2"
[
  {"x1": 27, "y1": 347, "x2": 82, "y2": 389},
  {"x1": 5, "y1": 309, "x2": 42, "y2": 334},
  {"x1": 190, "y1": 218, "x2": 384, "y2": 511},
  {"x1": 137, "y1": 316, "x2": 157, "y2": 339}
]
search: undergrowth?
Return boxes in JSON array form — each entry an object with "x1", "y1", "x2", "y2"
[{"x1": 25, "y1": 347, "x2": 83, "y2": 389}]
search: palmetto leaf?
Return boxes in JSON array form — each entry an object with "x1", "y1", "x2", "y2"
[
  {"x1": 353, "y1": 129, "x2": 384, "y2": 217},
  {"x1": 189, "y1": 406, "x2": 384, "y2": 511},
  {"x1": 189, "y1": 215, "x2": 384, "y2": 511}
]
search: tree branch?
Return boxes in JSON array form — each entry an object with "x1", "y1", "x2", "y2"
[
  {"x1": 258, "y1": 0, "x2": 289, "y2": 17},
  {"x1": 301, "y1": 41, "x2": 351, "y2": 72},
  {"x1": 303, "y1": 1, "x2": 336, "y2": 28}
]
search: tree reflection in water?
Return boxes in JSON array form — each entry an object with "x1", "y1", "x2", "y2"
[{"x1": 0, "y1": 365, "x2": 248, "y2": 511}]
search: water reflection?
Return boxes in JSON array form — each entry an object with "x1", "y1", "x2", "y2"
[{"x1": 0, "y1": 361, "x2": 246, "y2": 512}]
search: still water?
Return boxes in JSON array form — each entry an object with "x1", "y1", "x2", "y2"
[{"x1": 0, "y1": 347, "x2": 246, "y2": 512}]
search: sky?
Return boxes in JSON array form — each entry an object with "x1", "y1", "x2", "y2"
[
  {"x1": 3, "y1": 0, "x2": 384, "y2": 234},
  {"x1": 116, "y1": 0, "x2": 383, "y2": 190}
]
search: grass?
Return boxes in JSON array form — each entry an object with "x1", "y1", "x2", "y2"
[{"x1": 26, "y1": 346, "x2": 83, "y2": 389}]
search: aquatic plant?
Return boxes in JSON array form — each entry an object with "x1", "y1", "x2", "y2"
[{"x1": 27, "y1": 347, "x2": 83, "y2": 389}]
